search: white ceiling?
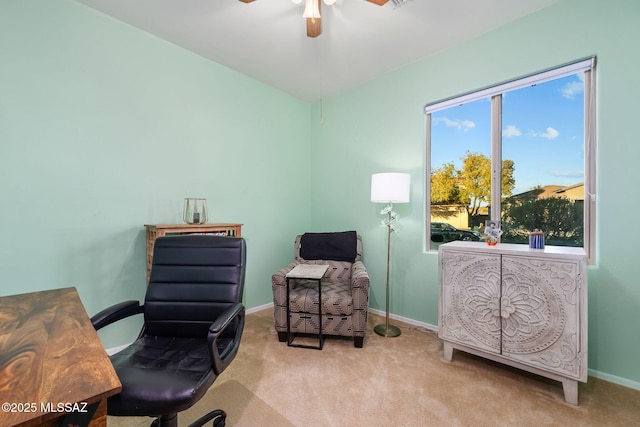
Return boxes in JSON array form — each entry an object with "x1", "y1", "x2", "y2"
[{"x1": 75, "y1": 0, "x2": 559, "y2": 102}]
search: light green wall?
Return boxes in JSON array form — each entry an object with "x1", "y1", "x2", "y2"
[
  {"x1": 0, "y1": 0, "x2": 311, "y2": 347},
  {"x1": 310, "y1": 0, "x2": 640, "y2": 387}
]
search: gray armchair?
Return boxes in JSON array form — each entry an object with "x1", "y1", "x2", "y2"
[{"x1": 272, "y1": 231, "x2": 370, "y2": 348}]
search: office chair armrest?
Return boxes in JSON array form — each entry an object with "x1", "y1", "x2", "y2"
[
  {"x1": 208, "y1": 303, "x2": 245, "y2": 375},
  {"x1": 91, "y1": 300, "x2": 143, "y2": 330},
  {"x1": 209, "y1": 303, "x2": 244, "y2": 334}
]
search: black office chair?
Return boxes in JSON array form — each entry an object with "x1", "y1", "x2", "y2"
[{"x1": 91, "y1": 235, "x2": 246, "y2": 427}]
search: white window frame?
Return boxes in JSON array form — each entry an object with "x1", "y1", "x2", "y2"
[{"x1": 425, "y1": 57, "x2": 596, "y2": 264}]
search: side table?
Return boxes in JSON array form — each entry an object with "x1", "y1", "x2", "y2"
[{"x1": 286, "y1": 264, "x2": 329, "y2": 350}]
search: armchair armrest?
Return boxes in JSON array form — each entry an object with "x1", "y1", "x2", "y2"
[
  {"x1": 271, "y1": 262, "x2": 298, "y2": 336},
  {"x1": 91, "y1": 300, "x2": 143, "y2": 331},
  {"x1": 350, "y1": 260, "x2": 370, "y2": 341},
  {"x1": 208, "y1": 302, "x2": 245, "y2": 375},
  {"x1": 272, "y1": 261, "x2": 299, "y2": 283},
  {"x1": 272, "y1": 261, "x2": 300, "y2": 292},
  {"x1": 351, "y1": 260, "x2": 370, "y2": 291}
]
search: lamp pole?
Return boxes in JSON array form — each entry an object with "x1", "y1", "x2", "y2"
[
  {"x1": 370, "y1": 172, "x2": 410, "y2": 338},
  {"x1": 374, "y1": 203, "x2": 401, "y2": 337}
]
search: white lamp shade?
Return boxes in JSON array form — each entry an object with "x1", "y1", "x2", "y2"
[{"x1": 371, "y1": 173, "x2": 410, "y2": 203}]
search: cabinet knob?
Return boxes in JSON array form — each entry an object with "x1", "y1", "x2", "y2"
[{"x1": 500, "y1": 296, "x2": 516, "y2": 319}]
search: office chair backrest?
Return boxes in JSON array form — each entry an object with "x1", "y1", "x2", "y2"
[{"x1": 144, "y1": 235, "x2": 246, "y2": 338}]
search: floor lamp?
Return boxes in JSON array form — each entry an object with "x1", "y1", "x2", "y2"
[{"x1": 370, "y1": 172, "x2": 410, "y2": 337}]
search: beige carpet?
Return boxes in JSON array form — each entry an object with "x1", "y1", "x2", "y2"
[{"x1": 109, "y1": 309, "x2": 640, "y2": 426}]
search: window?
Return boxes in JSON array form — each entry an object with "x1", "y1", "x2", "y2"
[{"x1": 425, "y1": 58, "x2": 596, "y2": 263}]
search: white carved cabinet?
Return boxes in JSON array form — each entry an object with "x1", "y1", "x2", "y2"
[{"x1": 438, "y1": 241, "x2": 587, "y2": 405}]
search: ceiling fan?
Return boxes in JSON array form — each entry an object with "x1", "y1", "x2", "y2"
[{"x1": 239, "y1": 0, "x2": 389, "y2": 38}]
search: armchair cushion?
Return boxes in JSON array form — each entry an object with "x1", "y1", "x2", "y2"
[
  {"x1": 299, "y1": 231, "x2": 357, "y2": 262},
  {"x1": 289, "y1": 281, "x2": 352, "y2": 316}
]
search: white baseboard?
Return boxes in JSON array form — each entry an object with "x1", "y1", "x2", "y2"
[
  {"x1": 246, "y1": 302, "x2": 273, "y2": 314},
  {"x1": 367, "y1": 307, "x2": 438, "y2": 332},
  {"x1": 588, "y1": 368, "x2": 640, "y2": 391}
]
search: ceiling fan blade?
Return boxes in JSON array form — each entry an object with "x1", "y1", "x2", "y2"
[
  {"x1": 365, "y1": 0, "x2": 389, "y2": 5},
  {"x1": 238, "y1": 0, "x2": 256, "y2": 3}
]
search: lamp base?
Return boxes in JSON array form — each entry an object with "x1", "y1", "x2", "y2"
[{"x1": 374, "y1": 324, "x2": 401, "y2": 337}]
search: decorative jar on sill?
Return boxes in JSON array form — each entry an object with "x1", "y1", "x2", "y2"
[{"x1": 183, "y1": 198, "x2": 208, "y2": 224}]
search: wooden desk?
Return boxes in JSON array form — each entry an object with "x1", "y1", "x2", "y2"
[
  {"x1": 0, "y1": 287, "x2": 121, "y2": 427},
  {"x1": 144, "y1": 223, "x2": 243, "y2": 283}
]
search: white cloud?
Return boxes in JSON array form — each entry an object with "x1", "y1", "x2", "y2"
[
  {"x1": 560, "y1": 74, "x2": 585, "y2": 99},
  {"x1": 434, "y1": 117, "x2": 475, "y2": 131},
  {"x1": 502, "y1": 125, "x2": 521, "y2": 137},
  {"x1": 541, "y1": 127, "x2": 559, "y2": 139},
  {"x1": 529, "y1": 127, "x2": 559, "y2": 140}
]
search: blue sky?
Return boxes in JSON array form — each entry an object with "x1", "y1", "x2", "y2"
[{"x1": 431, "y1": 73, "x2": 585, "y2": 195}]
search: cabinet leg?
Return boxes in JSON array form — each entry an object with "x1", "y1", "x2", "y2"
[
  {"x1": 562, "y1": 379, "x2": 578, "y2": 405},
  {"x1": 443, "y1": 342, "x2": 454, "y2": 362}
]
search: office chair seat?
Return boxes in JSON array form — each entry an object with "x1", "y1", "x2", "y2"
[{"x1": 107, "y1": 336, "x2": 216, "y2": 416}]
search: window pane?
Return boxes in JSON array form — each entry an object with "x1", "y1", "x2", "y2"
[
  {"x1": 429, "y1": 99, "x2": 490, "y2": 250},
  {"x1": 500, "y1": 74, "x2": 585, "y2": 247}
]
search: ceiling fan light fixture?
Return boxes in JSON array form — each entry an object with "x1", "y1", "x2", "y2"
[{"x1": 303, "y1": 0, "x2": 321, "y2": 19}]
